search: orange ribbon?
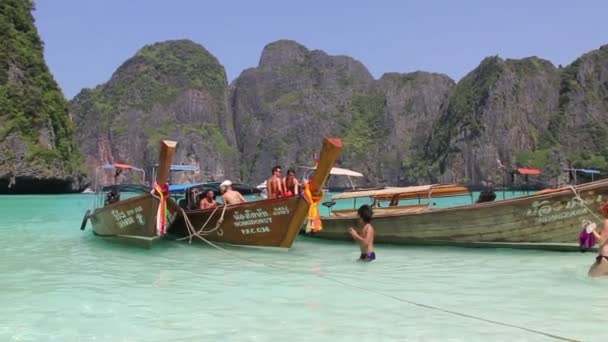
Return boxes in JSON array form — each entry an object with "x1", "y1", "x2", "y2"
[
  {"x1": 152, "y1": 182, "x2": 169, "y2": 235},
  {"x1": 303, "y1": 181, "x2": 323, "y2": 233}
]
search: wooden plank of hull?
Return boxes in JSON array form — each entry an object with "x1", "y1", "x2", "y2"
[
  {"x1": 315, "y1": 180, "x2": 608, "y2": 251},
  {"x1": 172, "y1": 197, "x2": 304, "y2": 248},
  {"x1": 171, "y1": 137, "x2": 344, "y2": 249},
  {"x1": 89, "y1": 194, "x2": 179, "y2": 248}
]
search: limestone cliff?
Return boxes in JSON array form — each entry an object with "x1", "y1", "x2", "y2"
[
  {"x1": 426, "y1": 56, "x2": 561, "y2": 185},
  {"x1": 554, "y1": 45, "x2": 608, "y2": 171},
  {"x1": 230, "y1": 40, "x2": 379, "y2": 183},
  {"x1": 0, "y1": 0, "x2": 84, "y2": 193},
  {"x1": 70, "y1": 40, "x2": 237, "y2": 184}
]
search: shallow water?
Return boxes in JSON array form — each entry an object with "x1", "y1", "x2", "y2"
[{"x1": 0, "y1": 194, "x2": 604, "y2": 341}]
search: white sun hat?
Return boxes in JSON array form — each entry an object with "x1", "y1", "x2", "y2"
[{"x1": 220, "y1": 180, "x2": 232, "y2": 192}]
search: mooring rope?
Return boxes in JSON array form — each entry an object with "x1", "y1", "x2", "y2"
[
  {"x1": 176, "y1": 205, "x2": 228, "y2": 243},
  {"x1": 185, "y1": 234, "x2": 579, "y2": 342},
  {"x1": 567, "y1": 185, "x2": 603, "y2": 222}
]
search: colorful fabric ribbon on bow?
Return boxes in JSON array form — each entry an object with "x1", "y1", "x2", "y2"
[
  {"x1": 151, "y1": 182, "x2": 169, "y2": 236},
  {"x1": 303, "y1": 181, "x2": 323, "y2": 233}
]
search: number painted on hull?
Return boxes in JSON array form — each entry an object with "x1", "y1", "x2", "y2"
[{"x1": 241, "y1": 226, "x2": 271, "y2": 235}]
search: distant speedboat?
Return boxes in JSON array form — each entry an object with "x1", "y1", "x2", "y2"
[
  {"x1": 256, "y1": 180, "x2": 268, "y2": 198},
  {"x1": 81, "y1": 188, "x2": 94, "y2": 194},
  {"x1": 79, "y1": 140, "x2": 180, "y2": 248}
]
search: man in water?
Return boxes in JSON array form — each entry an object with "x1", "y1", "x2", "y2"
[
  {"x1": 588, "y1": 202, "x2": 608, "y2": 277},
  {"x1": 199, "y1": 190, "x2": 218, "y2": 209},
  {"x1": 349, "y1": 204, "x2": 376, "y2": 261},
  {"x1": 267, "y1": 165, "x2": 285, "y2": 199},
  {"x1": 220, "y1": 180, "x2": 247, "y2": 205}
]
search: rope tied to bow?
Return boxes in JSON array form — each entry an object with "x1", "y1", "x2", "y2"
[
  {"x1": 150, "y1": 182, "x2": 169, "y2": 236},
  {"x1": 303, "y1": 181, "x2": 324, "y2": 233}
]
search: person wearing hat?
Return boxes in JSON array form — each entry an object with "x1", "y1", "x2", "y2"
[{"x1": 220, "y1": 180, "x2": 246, "y2": 205}]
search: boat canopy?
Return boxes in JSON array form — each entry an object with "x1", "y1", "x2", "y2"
[
  {"x1": 169, "y1": 181, "x2": 262, "y2": 196},
  {"x1": 101, "y1": 163, "x2": 144, "y2": 172},
  {"x1": 101, "y1": 184, "x2": 150, "y2": 193},
  {"x1": 332, "y1": 184, "x2": 470, "y2": 200},
  {"x1": 566, "y1": 168, "x2": 601, "y2": 175},
  {"x1": 169, "y1": 182, "x2": 207, "y2": 193},
  {"x1": 516, "y1": 167, "x2": 542, "y2": 175},
  {"x1": 170, "y1": 165, "x2": 199, "y2": 172},
  {"x1": 300, "y1": 166, "x2": 364, "y2": 177}
]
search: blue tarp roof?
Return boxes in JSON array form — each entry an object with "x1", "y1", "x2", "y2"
[
  {"x1": 566, "y1": 168, "x2": 601, "y2": 174},
  {"x1": 581, "y1": 169, "x2": 601, "y2": 174},
  {"x1": 168, "y1": 182, "x2": 262, "y2": 195},
  {"x1": 168, "y1": 182, "x2": 207, "y2": 193},
  {"x1": 170, "y1": 165, "x2": 199, "y2": 172}
]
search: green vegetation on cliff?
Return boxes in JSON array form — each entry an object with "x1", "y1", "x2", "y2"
[
  {"x1": 70, "y1": 39, "x2": 236, "y2": 181},
  {"x1": 342, "y1": 92, "x2": 387, "y2": 163},
  {"x1": 0, "y1": 0, "x2": 83, "y2": 176}
]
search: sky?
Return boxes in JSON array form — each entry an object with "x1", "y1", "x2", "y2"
[{"x1": 33, "y1": 0, "x2": 608, "y2": 99}]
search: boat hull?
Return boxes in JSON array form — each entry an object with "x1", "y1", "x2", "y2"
[
  {"x1": 88, "y1": 194, "x2": 178, "y2": 248},
  {"x1": 314, "y1": 181, "x2": 608, "y2": 251},
  {"x1": 170, "y1": 196, "x2": 309, "y2": 249}
]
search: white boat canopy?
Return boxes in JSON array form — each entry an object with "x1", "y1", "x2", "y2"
[
  {"x1": 332, "y1": 184, "x2": 470, "y2": 200},
  {"x1": 332, "y1": 185, "x2": 434, "y2": 200},
  {"x1": 299, "y1": 166, "x2": 364, "y2": 177}
]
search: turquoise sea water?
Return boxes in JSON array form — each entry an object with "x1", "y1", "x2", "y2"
[{"x1": 1, "y1": 194, "x2": 605, "y2": 341}]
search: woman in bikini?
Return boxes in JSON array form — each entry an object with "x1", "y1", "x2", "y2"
[
  {"x1": 588, "y1": 201, "x2": 608, "y2": 277},
  {"x1": 283, "y1": 169, "x2": 299, "y2": 197}
]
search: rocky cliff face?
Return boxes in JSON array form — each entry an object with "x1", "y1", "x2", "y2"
[
  {"x1": 69, "y1": 38, "x2": 608, "y2": 188},
  {"x1": 426, "y1": 56, "x2": 562, "y2": 185},
  {"x1": 378, "y1": 72, "x2": 454, "y2": 184},
  {"x1": 230, "y1": 40, "x2": 456, "y2": 186},
  {"x1": 554, "y1": 45, "x2": 608, "y2": 170},
  {"x1": 0, "y1": 0, "x2": 85, "y2": 193},
  {"x1": 70, "y1": 40, "x2": 237, "y2": 185},
  {"x1": 230, "y1": 40, "x2": 379, "y2": 183}
]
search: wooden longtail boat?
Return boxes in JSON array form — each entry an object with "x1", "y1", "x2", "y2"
[
  {"x1": 169, "y1": 138, "x2": 343, "y2": 249},
  {"x1": 80, "y1": 140, "x2": 179, "y2": 248},
  {"x1": 312, "y1": 181, "x2": 608, "y2": 251}
]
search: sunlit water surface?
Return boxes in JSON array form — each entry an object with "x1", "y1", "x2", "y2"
[{"x1": 0, "y1": 194, "x2": 604, "y2": 341}]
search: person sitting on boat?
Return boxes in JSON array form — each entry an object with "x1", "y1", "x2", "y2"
[
  {"x1": 349, "y1": 204, "x2": 376, "y2": 262},
  {"x1": 282, "y1": 168, "x2": 299, "y2": 197},
  {"x1": 267, "y1": 165, "x2": 285, "y2": 199},
  {"x1": 587, "y1": 202, "x2": 608, "y2": 277},
  {"x1": 477, "y1": 180, "x2": 496, "y2": 203},
  {"x1": 199, "y1": 190, "x2": 218, "y2": 210},
  {"x1": 105, "y1": 188, "x2": 120, "y2": 205},
  {"x1": 220, "y1": 180, "x2": 246, "y2": 205}
]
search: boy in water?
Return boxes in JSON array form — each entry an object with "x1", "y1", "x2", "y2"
[{"x1": 349, "y1": 204, "x2": 376, "y2": 261}]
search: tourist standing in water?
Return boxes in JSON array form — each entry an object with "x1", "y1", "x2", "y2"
[
  {"x1": 283, "y1": 169, "x2": 299, "y2": 197},
  {"x1": 588, "y1": 202, "x2": 608, "y2": 277},
  {"x1": 267, "y1": 165, "x2": 285, "y2": 199},
  {"x1": 349, "y1": 204, "x2": 376, "y2": 261}
]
